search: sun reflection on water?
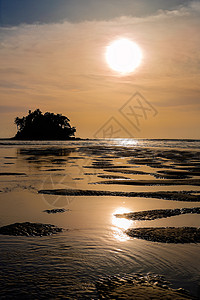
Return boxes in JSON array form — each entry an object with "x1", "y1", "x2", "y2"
[
  {"x1": 112, "y1": 207, "x2": 133, "y2": 241},
  {"x1": 114, "y1": 139, "x2": 139, "y2": 147}
]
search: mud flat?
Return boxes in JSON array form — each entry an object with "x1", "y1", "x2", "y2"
[
  {"x1": 43, "y1": 208, "x2": 67, "y2": 214},
  {"x1": 96, "y1": 273, "x2": 195, "y2": 299},
  {"x1": 43, "y1": 168, "x2": 65, "y2": 172},
  {"x1": 115, "y1": 207, "x2": 200, "y2": 221},
  {"x1": 156, "y1": 170, "x2": 200, "y2": 177},
  {"x1": 97, "y1": 174, "x2": 130, "y2": 179},
  {"x1": 38, "y1": 189, "x2": 200, "y2": 202},
  {"x1": 102, "y1": 168, "x2": 148, "y2": 175},
  {"x1": 0, "y1": 172, "x2": 26, "y2": 176},
  {"x1": 126, "y1": 227, "x2": 200, "y2": 243},
  {"x1": 0, "y1": 222, "x2": 63, "y2": 236},
  {"x1": 102, "y1": 168, "x2": 193, "y2": 179},
  {"x1": 18, "y1": 148, "x2": 73, "y2": 156},
  {"x1": 95, "y1": 179, "x2": 200, "y2": 186},
  {"x1": 84, "y1": 165, "x2": 132, "y2": 169}
]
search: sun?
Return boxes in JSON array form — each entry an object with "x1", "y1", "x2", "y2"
[{"x1": 105, "y1": 38, "x2": 143, "y2": 74}]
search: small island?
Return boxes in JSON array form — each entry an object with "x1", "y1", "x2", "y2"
[{"x1": 13, "y1": 109, "x2": 76, "y2": 140}]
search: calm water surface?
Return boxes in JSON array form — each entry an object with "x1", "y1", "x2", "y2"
[{"x1": 0, "y1": 139, "x2": 200, "y2": 299}]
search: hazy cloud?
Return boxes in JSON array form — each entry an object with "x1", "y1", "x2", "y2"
[{"x1": 0, "y1": 105, "x2": 27, "y2": 113}]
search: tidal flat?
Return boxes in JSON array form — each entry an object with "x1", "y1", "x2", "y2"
[{"x1": 0, "y1": 139, "x2": 200, "y2": 299}]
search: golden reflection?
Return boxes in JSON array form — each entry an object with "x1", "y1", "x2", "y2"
[
  {"x1": 115, "y1": 139, "x2": 139, "y2": 147},
  {"x1": 112, "y1": 207, "x2": 133, "y2": 241}
]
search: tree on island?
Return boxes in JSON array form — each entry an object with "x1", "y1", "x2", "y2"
[{"x1": 14, "y1": 109, "x2": 76, "y2": 140}]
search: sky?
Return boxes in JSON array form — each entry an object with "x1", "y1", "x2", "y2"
[{"x1": 0, "y1": 0, "x2": 199, "y2": 139}]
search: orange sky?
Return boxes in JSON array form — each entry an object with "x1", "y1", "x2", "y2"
[{"x1": 0, "y1": 2, "x2": 200, "y2": 139}]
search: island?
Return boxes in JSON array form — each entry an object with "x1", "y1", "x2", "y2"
[{"x1": 13, "y1": 109, "x2": 76, "y2": 140}]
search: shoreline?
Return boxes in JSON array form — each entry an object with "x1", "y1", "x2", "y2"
[{"x1": 0, "y1": 137, "x2": 200, "y2": 141}]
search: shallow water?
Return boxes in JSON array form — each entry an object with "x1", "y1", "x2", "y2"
[{"x1": 0, "y1": 139, "x2": 200, "y2": 299}]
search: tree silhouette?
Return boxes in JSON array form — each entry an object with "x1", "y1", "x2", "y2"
[{"x1": 14, "y1": 109, "x2": 76, "y2": 140}]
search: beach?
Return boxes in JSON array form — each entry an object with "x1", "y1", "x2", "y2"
[{"x1": 0, "y1": 139, "x2": 200, "y2": 299}]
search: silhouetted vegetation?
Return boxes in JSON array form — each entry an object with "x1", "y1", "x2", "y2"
[{"x1": 14, "y1": 109, "x2": 76, "y2": 140}]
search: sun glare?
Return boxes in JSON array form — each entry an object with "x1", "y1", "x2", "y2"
[
  {"x1": 105, "y1": 38, "x2": 142, "y2": 74},
  {"x1": 112, "y1": 207, "x2": 132, "y2": 230},
  {"x1": 112, "y1": 207, "x2": 133, "y2": 241}
]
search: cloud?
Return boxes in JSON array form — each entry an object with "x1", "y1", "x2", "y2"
[{"x1": 0, "y1": 0, "x2": 192, "y2": 26}]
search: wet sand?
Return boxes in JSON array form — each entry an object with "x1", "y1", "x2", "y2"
[
  {"x1": 115, "y1": 207, "x2": 200, "y2": 221},
  {"x1": 95, "y1": 178, "x2": 200, "y2": 186},
  {"x1": 38, "y1": 188, "x2": 200, "y2": 202},
  {"x1": 96, "y1": 273, "x2": 194, "y2": 299},
  {"x1": 0, "y1": 222, "x2": 63, "y2": 236},
  {"x1": 126, "y1": 227, "x2": 200, "y2": 243}
]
